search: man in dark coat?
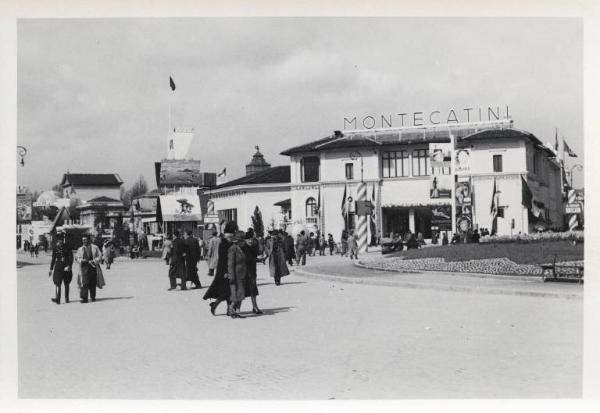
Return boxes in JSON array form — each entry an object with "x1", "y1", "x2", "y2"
[
  {"x1": 184, "y1": 230, "x2": 202, "y2": 289},
  {"x1": 283, "y1": 232, "x2": 295, "y2": 266},
  {"x1": 49, "y1": 231, "x2": 73, "y2": 304},
  {"x1": 204, "y1": 221, "x2": 238, "y2": 315},
  {"x1": 168, "y1": 230, "x2": 187, "y2": 291}
]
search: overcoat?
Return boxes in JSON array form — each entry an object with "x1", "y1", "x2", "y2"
[
  {"x1": 75, "y1": 244, "x2": 104, "y2": 289},
  {"x1": 206, "y1": 236, "x2": 221, "y2": 270},
  {"x1": 203, "y1": 238, "x2": 233, "y2": 301},
  {"x1": 266, "y1": 236, "x2": 289, "y2": 278},
  {"x1": 241, "y1": 241, "x2": 259, "y2": 297},
  {"x1": 227, "y1": 242, "x2": 247, "y2": 302},
  {"x1": 50, "y1": 242, "x2": 73, "y2": 285}
]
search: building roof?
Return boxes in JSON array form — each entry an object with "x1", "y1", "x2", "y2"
[
  {"x1": 213, "y1": 166, "x2": 290, "y2": 190},
  {"x1": 246, "y1": 147, "x2": 271, "y2": 168},
  {"x1": 87, "y1": 196, "x2": 122, "y2": 203},
  {"x1": 60, "y1": 173, "x2": 123, "y2": 187},
  {"x1": 274, "y1": 198, "x2": 291, "y2": 207},
  {"x1": 280, "y1": 124, "x2": 555, "y2": 157}
]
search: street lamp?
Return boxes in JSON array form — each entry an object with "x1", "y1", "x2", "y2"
[
  {"x1": 349, "y1": 151, "x2": 364, "y2": 182},
  {"x1": 569, "y1": 164, "x2": 583, "y2": 188},
  {"x1": 17, "y1": 146, "x2": 27, "y2": 166}
]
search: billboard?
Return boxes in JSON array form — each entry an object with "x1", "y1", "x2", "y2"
[
  {"x1": 429, "y1": 142, "x2": 452, "y2": 168},
  {"x1": 455, "y1": 148, "x2": 471, "y2": 173},
  {"x1": 455, "y1": 178, "x2": 472, "y2": 206},
  {"x1": 159, "y1": 195, "x2": 203, "y2": 222},
  {"x1": 431, "y1": 205, "x2": 452, "y2": 230}
]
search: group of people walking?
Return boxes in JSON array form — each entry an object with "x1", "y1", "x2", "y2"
[{"x1": 162, "y1": 230, "x2": 203, "y2": 291}]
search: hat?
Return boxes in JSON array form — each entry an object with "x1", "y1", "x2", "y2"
[
  {"x1": 224, "y1": 221, "x2": 239, "y2": 234},
  {"x1": 245, "y1": 231, "x2": 254, "y2": 240},
  {"x1": 234, "y1": 230, "x2": 246, "y2": 241}
]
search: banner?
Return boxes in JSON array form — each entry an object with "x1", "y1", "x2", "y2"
[
  {"x1": 455, "y1": 178, "x2": 472, "y2": 206},
  {"x1": 430, "y1": 174, "x2": 452, "y2": 199},
  {"x1": 17, "y1": 194, "x2": 32, "y2": 222}
]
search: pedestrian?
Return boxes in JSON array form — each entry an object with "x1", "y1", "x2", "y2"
[
  {"x1": 241, "y1": 230, "x2": 262, "y2": 314},
  {"x1": 417, "y1": 232, "x2": 425, "y2": 248},
  {"x1": 347, "y1": 230, "x2": 359, "y2": 260},
  {"x1": 341, "y1": 230, "x2": 349, "y2": 256},
  {"x1": 102, "y1": 240, "x2": 115, "y2": 270},
  {"x1": 161, "y1": 234, "x2": 173, "y2": 266},
  {"x1": 319, "y1": 234, "x2": 327, "y2": 255},
  {"x1": 184, "y1": 230, "x2": 202, "y2": 289},
  {"x1": 204, "y1": 221, "x2": 238, "y2": 315},
  {"x1": 48, "y1": 231, "x2": 73, "y2": 304},
  {"x1": 206, "y1": 230, "x2": 220, "y2": 276},
  {"x1": 308, "y1": 232, "x2": 317, "y2": 256},
  {"x1": 266, "y1": 230, "x2": 289, "y2": 286},
  {"x1": 327, "y1": 233, "x2": 335, "y2": 255},
  {"x1": 283, "y1": 232, "x2": 295, "y2": 266},
  {"x1": 295, "y1": 230, "x2": 308, "y2": 266},
  {"x1": 442, "y1": 232, "x2": 449, "y2": 246},
  {"x1": 75, "y1": 234, "x2": 103, "y2": 303},
  {"x1": 168, "y1": 230, "x2": 187, "y2": 291},
  {"x1": 198, "y1": 236, "x2": 205, "y2": 261},
  {"x1": 226, "y1": 230, "x2": 247, "y2": 318}
]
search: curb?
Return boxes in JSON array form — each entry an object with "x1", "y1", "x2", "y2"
[
  {"x1": 293, "y1": 268, "x2": 582, "y2": 300},
  {"x1": 354, "y1": 261, "x2": 544, "y2": 283}
]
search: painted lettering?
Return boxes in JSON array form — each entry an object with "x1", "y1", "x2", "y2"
[
  {"x1": 429, "y1": 110, "x2": 441, "y2": 124},
  {"x1": 363, "y1": 116, "x2": 376, "y2": 129},
  {"x1": 464, "y1": 108, "x2": 473, "y2": 122},
  {"x1": 344, "y1": 117, "x2": 357, "y2": 129},
  {"x1": 447, "y1": 109, "x2": 458, "y2": 123},
  {"x1": 488, "y1": 106, "x2": 500, "y2": 120},
  {"x1": 397, "y1": 113, "x2": 407, "y2": 127},
  {"x1": 381, "y1": 114, "x2": 393, "y2": 128}
]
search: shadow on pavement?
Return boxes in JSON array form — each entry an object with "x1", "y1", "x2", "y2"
[
  {"x1": 257, "y1": 281, "x2": 306, "y2": 287},
  {"x1": 92, "y1": 296, "x2": 134, "y2": 302},
  {"x1": 242, "y1": 306, "x2": 295, "y2": 317}
]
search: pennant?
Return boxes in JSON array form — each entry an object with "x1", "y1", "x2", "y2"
[
  {"x1": 217, "y1": 168, "x2": 226, "y2": 177},
  {"x1": 169, "y1": 76, "x2": 176, "y2": 91},
  {"x1": 563, "y1": 138, "x2": 577, "y2": 157},
  {"x1": 490, "y1": 178, "x2": 498, "y2": 234},
  {"x1": 554, "y1": 128, "x2": 559, "y2": 153},
  {"x1": 341, "y1": 183, "x2": 347, "y2": 218},
  {"x1": 521, "y1": 176, "x2": 532, "y2": 210}
]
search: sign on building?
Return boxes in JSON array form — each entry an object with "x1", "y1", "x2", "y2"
[
  {"x1": 431, "y1": 206, "x2": 452, "y2": 231},
  {"x1": 429, "y1": 142, "x2": 452, "y2": 168},
  {"x1": 454, "y1": 148, "x2": 471, "y2": 173},
  {"x1": 17, "y1": 194, "x2": 32, "y2": 223},
  {"x1": 355, "y1": 200, "x2": 373, "y2": 216},
  {"x1": 430, "y1": 174, "x2": 452, "y2": 199}
]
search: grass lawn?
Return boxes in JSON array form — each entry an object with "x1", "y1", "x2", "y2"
[{"x1": 388, "y1": 240, "x2": 583, "y2": 265}]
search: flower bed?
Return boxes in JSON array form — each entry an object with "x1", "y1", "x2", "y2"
[{"x1": 480, "y1": 231, "x2": 584, "y2": 244}]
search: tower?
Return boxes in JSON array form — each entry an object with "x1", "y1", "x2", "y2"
[
  {"x1": 167, "y1": 128, "x2": 195, "y2": 160},
  {"x1": 245, "y1": 145, "x2": 271, "y2": 176}
]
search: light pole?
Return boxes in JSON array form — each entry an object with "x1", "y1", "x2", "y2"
[
  {"x1": 569, "y1": 164, "x2": 583, "y2": 188},
  {"x1": 17, "y1": 146, "x2": 27, "y2": 166}
]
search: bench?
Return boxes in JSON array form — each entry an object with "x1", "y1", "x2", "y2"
[{"x1": 540, "y1": 254, "x2": 584, "y2": 283}]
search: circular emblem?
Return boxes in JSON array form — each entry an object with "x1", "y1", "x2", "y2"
[{"x1": 347, "y1": 196, "x2": 353, "y2": 203}]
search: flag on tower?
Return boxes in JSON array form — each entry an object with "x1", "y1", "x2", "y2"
[
  {"x1": 169, "y1": 76, "x2": 176, "y2": 91},
  {"x1": 563, "y1": 138, "x2": 578, "y2": 157},
  {"x1": 217, "y1": 168, "x2": 226, "y2": 177}
]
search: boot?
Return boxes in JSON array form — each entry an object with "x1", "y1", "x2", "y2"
[{"x1": 51, "y1": 286, "x2": 60, "y2": 304}]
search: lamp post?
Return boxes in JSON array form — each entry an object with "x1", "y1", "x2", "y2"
[
  {"x1": 17, "y1": 146, "x2": 27, "y2": 166},
  {"x1": 569, "y1": 164, "x2": 583, "y2": 188}
]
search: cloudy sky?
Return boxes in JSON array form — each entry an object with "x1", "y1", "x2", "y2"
[{"x1": 17, "y1": 17, "x2": 583, "y2": 191}]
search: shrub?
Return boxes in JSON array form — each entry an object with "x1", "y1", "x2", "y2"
[{"x1": 480, "y1": 230, "x2": 584, "y2": 244}]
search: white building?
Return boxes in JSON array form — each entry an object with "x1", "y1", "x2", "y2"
[{"x1": 210, "y1": 121, "x2": 563, "y2": 241}]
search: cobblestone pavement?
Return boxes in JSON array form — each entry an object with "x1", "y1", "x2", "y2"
[{"x1": 17, "y1": 251, "x2": 582, "y2": 399}]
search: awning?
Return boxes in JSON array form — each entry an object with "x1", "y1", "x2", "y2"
[
  {"x1": 274, "y1": 198, "x2": 291, "y2": 207},
  {"x1": 159, "y1": 195, "x2": 203, "y2": 222}
]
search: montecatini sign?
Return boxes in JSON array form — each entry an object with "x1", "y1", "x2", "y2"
[{"x1": 343, "y1": 105, "x2": 510, "y2": 130}]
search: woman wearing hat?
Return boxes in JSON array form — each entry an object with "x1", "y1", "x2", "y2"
[
  {"x1": 49, "y1": 231, "x2": 73, "y2": 304},
  {"x1": 226, "y1": 230, "x2": 247, "y2": 318},
  {"x1": 204, "y1": 221, "x2": 238, "y2": 315}
]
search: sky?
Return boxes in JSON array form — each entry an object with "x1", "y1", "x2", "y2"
[{"x1": 16, "y1": 17, "x2": 584, "y2": 192}]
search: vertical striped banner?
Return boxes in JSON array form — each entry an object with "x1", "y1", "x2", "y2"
[
  {"x1": 207, "y1": 200, "x2": 215, "y2": 214},
  {"x1": 567, "y1": 189, "x2": 576, "y2": 205},
  {"x1": 356, "y1": 182, "x2": 368, "y2": 253}
]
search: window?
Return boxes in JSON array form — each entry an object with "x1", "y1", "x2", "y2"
[
  {"x1": 217, "y1": 208, "x2": 237, "y2": 223},
  {"x1": 301, "y1": 157, "x2": 320, "y2": 182},
  {"x1": 412, "y1": 149, "x2": 430, "y2": 176},
  {"x1": 306, "y1": 197, "x2": 318, "y2": 224},
  {"x1": 431, "y1": 166, "x2": 451, "y2": 175},
  {"x1": 493, "y1": 154, "x2": 503, "y2": 172},
  {"x1": 382, "y1": 151, "x2": 409, "y2": 177},
  {"x1": 345, "y1": 163, "x2": 354, "y2": 180}
]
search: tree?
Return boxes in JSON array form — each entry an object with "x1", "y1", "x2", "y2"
[
  {"x1": 251, "y1": 206, "x2": 264, "y2": 238},
  {"x1": 121, "y1": 175, "x2": 149, "y2": 208}
]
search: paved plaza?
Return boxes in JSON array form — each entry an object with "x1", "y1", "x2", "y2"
[{"x1": 17, "y1": 251, "x2": 582, "y2": 399}]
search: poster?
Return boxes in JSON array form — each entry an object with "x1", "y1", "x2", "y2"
[
  {"x1": 429, "y1": 142, "x2": 452, "y2": 168},
  {"x1": 159, "y1": 195, "x2": 203, "y2": 222},
  {"x1": 16, "y1": 194, "x2": 32, "y2": 222},
  {"x1": 430, "y1": 174, "x2": 452, "y2": 199},
  {"x1": 455, "y1": 178, "x2": 471, "y2": 206},
  {"x1": 431, "y1": 205, "x2": 452, "y2": 230},
  {"x1": 455, "y1": 148, "x2": 471, "y2": 173}
]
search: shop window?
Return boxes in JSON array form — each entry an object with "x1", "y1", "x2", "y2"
[
  {"x1": 493, "y1": 154, "x2": 503, "y2": 172},
  {"x1": 217, "y1": 208, "x2": 237, "y2": 223},
  {"x1": 345, "y1": 163, "x2": 354, "y2": 180},
  {"x1": 382, "y1": 151, "x2": 409, "y2": 177},
  {"x1": 412, "y1": 149, "x2": 429, "y2": 176},
  {"x1": 301, "y1": 157, "x2": 320, "y2": 182}
]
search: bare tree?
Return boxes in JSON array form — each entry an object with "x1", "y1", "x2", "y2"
[{"x1": 121, "y1": 175, "x2": 148, "y2": 208}]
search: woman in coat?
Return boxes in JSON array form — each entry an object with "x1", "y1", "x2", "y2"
[
  {"x1": 226, "y1": 231, "x2": 247, "y2": 318},
  {"x1": 204, "y1": 222, "x2": 238, "y2": 315},
  {"x1": 206, "y1": 230, "x2": 220, "y2": 276},
  {"x1": 241, "y1": 231, "x2": 262, "y2": 314},
  {"x1": 49, "y1": 232, "x2": 73, "y2": 304},
  {"x1": 266, "y1": 230, "x2": 289, "y2": 286},
  {"x1": 161, "y1": 234, "x2": 173, "y2": 265}
]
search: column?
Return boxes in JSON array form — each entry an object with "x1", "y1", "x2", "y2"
[{"x1": 409, "y1": 208, "x2": 416, "y2": 233}]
